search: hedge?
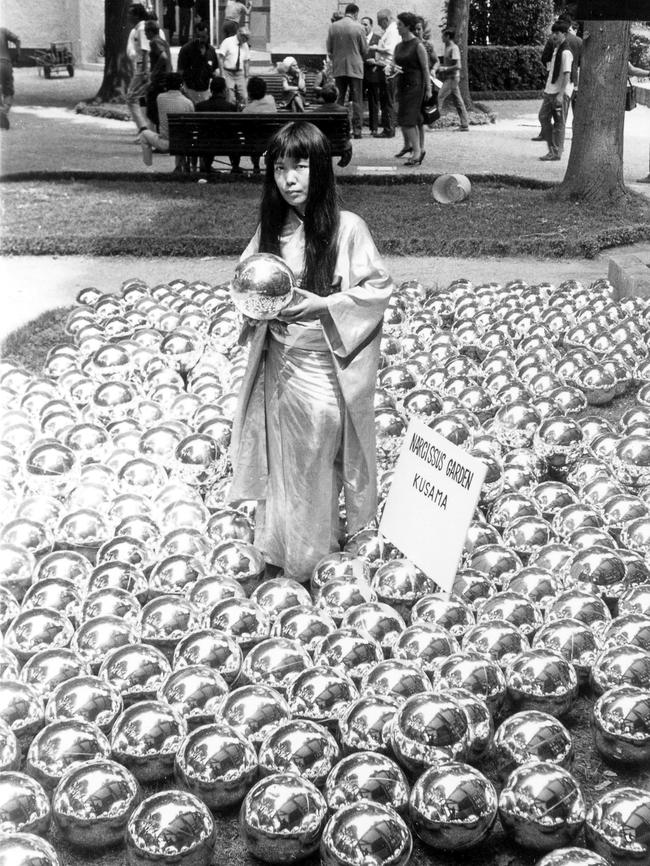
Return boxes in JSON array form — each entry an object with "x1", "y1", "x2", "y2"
[
  {"x1": 469, "y1": 0, "x2": 554, "y2": 46},
  {"x1": 468, "y1": 45, "x2": 546, "y2": 92}
]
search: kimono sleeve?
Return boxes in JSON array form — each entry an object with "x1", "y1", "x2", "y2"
[
  {"x1": 323, "y1": 215, "x2": 393, "y2": 360},
  {"x1": 240, "y1": 225, "x2": 261, "y2": 261}
]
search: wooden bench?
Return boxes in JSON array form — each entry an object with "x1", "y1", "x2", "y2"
[
  {"x1": 167, "y1": 111, "x2": 351, "y2": 160},
  {"x1": 255, "y1": 72, "x2": 320, "y2": 108}
]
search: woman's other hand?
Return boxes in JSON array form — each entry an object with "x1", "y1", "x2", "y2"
[{"x1": 277, "y1": 288, "x2": 328, "y2": 321}]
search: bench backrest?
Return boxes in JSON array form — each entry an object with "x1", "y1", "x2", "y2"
[
  {"x1": 255, "y1": 72, "x2": 319, "y2": 107},
  {"x1": 168, "y1": 111, "x2": 350, "y2": 156}
]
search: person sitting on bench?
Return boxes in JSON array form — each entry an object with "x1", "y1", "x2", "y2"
[
  {"x1": 242, "y1": 76, "x2": 277, "y2": 174},
  {"x1": 195, "y1": 75, "x2": 242, "y2": 173},
  {"x1": 311, "y1": 84, "x2": 353, "y2": 167}
]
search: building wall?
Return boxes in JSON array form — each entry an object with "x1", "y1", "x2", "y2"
[
  {"x1": 3, "y1": 0, "x2": 104, "y2": 64},
  {"x1": 271, "y1": 1, "x2": 447, "y2": 59}
]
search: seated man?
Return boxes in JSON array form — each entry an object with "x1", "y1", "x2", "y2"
[
  {"x1": 311, "y1": 83, "x2": 352, "y2": 167},
  {"x1": 195, "y1": 75, "x2": 241, "y2": 173},
  {"x1": 242, "y1": 75, "x2": 277, "y2": 174},
  {"x1": 140, "y1": 72, "x2": 194, "y2": 172}
]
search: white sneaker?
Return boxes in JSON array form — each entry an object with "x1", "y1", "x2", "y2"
[{"x1": 140, "y1": 139, "x2": 153, "y2": 166}]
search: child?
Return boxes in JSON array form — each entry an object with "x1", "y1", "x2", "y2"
[
  {"x1": 228, "y1": 121, "x2": 394, "y2": 582},
  {"x1": 279, "y1": 56, "x2": 306, "y2": 111}
]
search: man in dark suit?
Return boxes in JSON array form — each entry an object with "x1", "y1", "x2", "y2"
[
  {"x1": 361, "y1": 16, "x2": 381, "y2": 135},
  {"x1": 326, "y1": 2, "x2": 367, "y2": 138}
]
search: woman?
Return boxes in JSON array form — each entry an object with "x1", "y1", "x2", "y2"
[
  {"x1": 393, "y1": 11, "x2": 431, "y2": 165},
  {"x1": 279, "y1": 56, "x2": 306, "y2": 111},
  {"x1": 228, "y1": 121, "x2": 394, "y2": 582}
]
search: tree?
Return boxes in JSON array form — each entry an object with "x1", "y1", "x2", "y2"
[
  {"x1": 555, "y1": 20, "x2": 631, "y2": 204},
  {"x1": 446, "y1": 0, "x2": 473, "y2": 109},
  {"x1": 94, "y1": 0, "x2": 133, "y2": 102}
]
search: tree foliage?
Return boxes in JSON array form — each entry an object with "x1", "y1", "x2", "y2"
[{"x1": 468, "y1": 0, "x2": 555, "y2": 46}]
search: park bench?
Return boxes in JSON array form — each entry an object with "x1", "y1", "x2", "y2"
[
  {"x1": 255, "y1": 72, "x2": 320, "y2": 108},
  {"x1": 167, "y1": 111, "x2": 351, "y2": 161}
]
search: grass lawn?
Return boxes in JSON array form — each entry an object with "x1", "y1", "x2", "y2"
[{"x1": 2, "y1": 176, "x2": 650, "y2": 259}]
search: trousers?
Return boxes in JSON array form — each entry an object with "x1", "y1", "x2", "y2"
[
  {"x1": 438, "y1": 75, "x2": 469, "y2": 129},
  {"x1": 539, "y1": 91, "x2": 570, "y2": 157},
  {"x1": 335, "y1": 75, "x2": 363, "y2": 136}
]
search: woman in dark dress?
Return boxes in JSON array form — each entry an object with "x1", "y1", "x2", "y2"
[{"x1": 393, "y1": 11, "x2": 431, "y2": 165}]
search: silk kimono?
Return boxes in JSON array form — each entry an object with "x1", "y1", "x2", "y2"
[{"x1": 228, "y1": 209, "x2": 394, "y2": 581}]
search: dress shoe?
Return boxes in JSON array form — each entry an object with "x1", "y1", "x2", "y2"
[
  {"x1": 394, "y1": 146, "x2": 412, "y2": 158},
  {"x1": 404, "y1": 150, "x2": 426, "y2": 166},
  {"x1": 338, "y1": 148, "x2": 353, "y2": 168},
  {"x1": 539, "y1": 153, "x2": 560, "y2": 161},
  {"x1": 456, "y1": 126, "x2": 469, "y2": 131},
  {"x1": 373, "y1": 130, "x2": 395, "y2": 138},
  {"x1": 531, "y1": 134, "x2": 545, "y2": 141},
  {"x1": 353, "y1": 133, "x2": 362, "y2": 139}
]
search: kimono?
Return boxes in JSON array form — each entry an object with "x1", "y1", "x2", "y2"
[{"x1": 228, "y1": 209, "x2": 394, "y2": 582}]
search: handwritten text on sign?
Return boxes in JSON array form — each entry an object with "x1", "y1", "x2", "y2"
[{"x1": 379, "y1": 418, "x2": 487, "y2": 596}]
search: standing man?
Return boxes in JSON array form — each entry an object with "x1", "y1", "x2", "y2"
[
  {"x1": 437, "y1": 28, "x2": 469, "y2": 131},
  {"x1": 126, "y1": 4, "x2": 153, "y2": 136},
  {"x1": 361, "y1": 16, "x2": 381, "y2": 136},
  {"x1": 371, "y1": 8, "x2": 399, "y2": 138},
  {"x1": 177, "y1": 0, "x2": 195, "y2": 44},
  {"x1": 144, "y1": 19, "x2": 172, "y2": 129},
  {"x1": 218, "y1": 23, "x2": 250, "y2": 107},
  {"x1": 0, "y1": 26, "x2": 20, "y2": 131},
  {"x1": 224, "y1": 0, "x2": 252, "y2": 30},
  {"x1": 533, "y1": 13, "x2": 581, "y2": 139},
  {"x1": 177, "y1": 21, "x2": 219, "y2": 104},
  {"x1": 537, "y1": 20, "x2": 573, "y2": 162},
  {"x1": 326, "y1": 3, "x2": 367, "y2": 139}
]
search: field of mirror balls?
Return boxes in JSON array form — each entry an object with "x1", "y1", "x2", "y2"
[{"x1": 2, "y1": 271, "x2": 650, "y2": 866}]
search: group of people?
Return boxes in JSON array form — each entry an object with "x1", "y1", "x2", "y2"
[{"x1": 162, "y1": 0, "x2": 251, "y2": 46}]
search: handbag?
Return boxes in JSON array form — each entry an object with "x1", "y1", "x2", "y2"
[
  {"x1": 422, "y1": 91, "x2": 440, "y2": 123},
  {"x1": 625, "y1": 78, "x2": 636, "y2": 111}
]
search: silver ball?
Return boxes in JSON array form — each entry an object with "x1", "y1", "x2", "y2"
[
  {"x1": 51, "y1": 758, "x2": 141, "y2": 848},
  {"x1": 287, "y1": 665, "x2": 359, "y2": 727},
  {"x1": 315, "y1": 576, "x2": 377, "y2": 624},
  {"x1": 506, "y1": 649, "x2": 579, "y2": 717},
  {"x1": 158, "y1": 665, "x2": 229, "y2": 726},
  {"x1": 25, "y1": 718, "x2": 111, "y2": 790},
  {"x1": 389, "y1": 692, "x2": 470, "y2": 775},
  {"x1": 370, "y1": 560, "x2": 438, "y2": 620},
  {"x1": 250, "y1": 578, "x2": 312, "y2": 621},
  {"x1": 547, "y1": 589, "x2": 612, "y2": 635},
  {"x1": 534, "y1": 848, "x2": 610, "y2": 866},
  {"x1": 209, "y1": 597, "x2": 271, "y2": 651},
  {"x1": 320, "y1": 800, "x2": 412, "y2": 866},
  {"x1": 409, "y1": 761, "x2": 498, "y2": 851},
  {"x1": 533, "y1": 618, "x2": 601, "y2": 685},
  {"x1": 173, "y1": 628, "x2": 243, "y2": 684},
  {"x1": 0, "y1": 771, "x2": 51, "y2": 835},
  {"x1": 45, "y1": 674, "x2": 122, "y2": 732},
  {"x1": 311, "y1": 551, "x2": 371, "y2": 593},
  {"x1": 477, "y1": 590, "x2": 544, "y2": 639},
  {"x1": 337, "y1": 693, "x2": 401, "y2": 755},
  {"x1": 240, "y1": 773, "x2": 328, "y2": 863},
  {"x1": 411, "y1": 595, "x2": 475, "y2": 639},
  {"x1": 324, "y1": 750, "x2": 410, "y2": 813},
  {"x1": 313, "y1": 627, "x2": 384, "y2": 684},
  {"x1": 341, "y1": 602, "x2": 406, "y2": 654},
  {"x1": 361, "y1": 658, "x2": 432, "y2": 703},
  {"x1": 431, "y1": 651, "x2": 507, "y2": 716},
  {"x1": 462, "y1": 619, "x2": 530, "y2": 668},
  {"x1": 0, "y1": 832, "x2": 61, "y2": 866},
  {"x1": 585, "y1": 786, "x2": 650, "y2": 866},
  {"x1": 99, "y1": 643, "x2": 172, "y2": 704},
  {"x1": 258, "y1": 718, "x2": 340, "y2": 787},
  {"x1": 0, "y1": 679, "x2": 44, "y2": 745},
  {"x1": 216, "y1": 684, "x2": 291, "y2": 745},
  {"x1": 592, "y1": 685, "x2": 650, "y2": 763},
  {"x1": 590, "y1": 643, "x2": 650, "y2": 695},
  {"x1": 71, "y1": 615, "x2": 139, "y2": 670},
  {"x1": 0, "y1": 718, "x2": 20, "y2": 772},
  {"x1": 110, "y1": 699, "x2": 188, "y2": 782},
  {"x1": 493, "y1": 710, "x2": 574, "y2": 783},
  {"x1": 392, "y1": 623, "x2": 460, "y2": 676},
  {"x1": 174, "y1": 720, "x2": 258, "y2": 809},
  {"x1": 498, "y1": 762, "x2": 586, "y2": 851},
  {"x1": 140, "y1": 595, "x2": 206, "y2": 655},
  {"x1": 271, "y1": 605, "x2": 337, "y2": 654},
  {"x1": 126, "y1": 789, "x2": 216, "y2": 866},
  {"x1": 445, "y1": 687, "x2": 494, "y2": 762}
]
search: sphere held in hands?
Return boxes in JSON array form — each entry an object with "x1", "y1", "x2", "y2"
[{"x1": 230, "y1": 254, "x2": 296, "y2": 320}]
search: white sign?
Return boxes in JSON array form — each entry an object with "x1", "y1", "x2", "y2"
[{"x1": 379, "y1": 418, "x2": 487, "y2": 596}]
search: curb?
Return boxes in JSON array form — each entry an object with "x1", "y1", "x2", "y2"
[{"x1": 609, "y1": 249, "x2": 650, "y2": 299}]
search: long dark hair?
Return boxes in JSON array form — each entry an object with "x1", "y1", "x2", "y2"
[{"x1": 259, "y1": 121, "x2": 340, "y2": 297}]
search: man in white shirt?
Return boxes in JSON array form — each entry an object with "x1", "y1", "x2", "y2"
[
  {"x1": 538, "y1": 20, "x2": 574, "y2": 161},
  {"x1": 126, "y1": 3, "x2": 152, "y2": 134},
  {"x1": 438, "y1": 28, "x2": 469, "y2": 131},
  {"x1": 370, "y1": 8, "x2": 399, "y2": 138},
  {"x1": 218, "y1": 23, "x2": 250, "y2": 106},
  {"x1": 140, "y1": 72, "x2": 195, "y2": 171}
]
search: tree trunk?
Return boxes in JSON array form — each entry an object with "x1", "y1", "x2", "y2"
[
  {"x1": 94, "y1": 0, "x2": 133, "y2": 102},
  {"x1": 555, "y1": 19, "x2": 630, "y2": 204},
  {"x1": 446, "y1": 0, "x2": 474, "y2": 110}
]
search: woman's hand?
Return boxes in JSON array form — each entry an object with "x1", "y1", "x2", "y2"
[{"x1": 276, "y1": 288, "x2": 328, "y2": 322}]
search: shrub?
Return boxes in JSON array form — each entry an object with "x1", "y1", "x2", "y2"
[
  {"x1": 468, "y1": 45, "x2": 547, "y2": 91},
  {"x1": 630, "y1": 29, "x2": 650, "y2": 69},
  {"x1": 469, "y1": 0, "x2": 554, "y2": 46}
]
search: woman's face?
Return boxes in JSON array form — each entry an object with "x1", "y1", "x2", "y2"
[
  {"x1": 415, "y1": 22, "x2": 423, "y2": 37},
  {"x1": 396, "y1": 18, "x2": 406, "y2": 37},
  {"x1": 274, "y1": 155, "x2": 310, "y2": 214}
]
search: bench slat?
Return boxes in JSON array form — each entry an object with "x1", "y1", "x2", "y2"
[{"x1": 168, "y1": 111, "x2": 350, "y2": 158}]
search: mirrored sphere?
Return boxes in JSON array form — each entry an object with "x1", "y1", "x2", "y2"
[
  {"x1": 493, "y1": 711, "x2": 574, "y2": 783},
  {"x1": 592, "y1": 685, "x2": 650, "y2": 764},
  {"x1": 409, "y1": 761, "x2": 498, "y2": 851},
  {"x1": 0, "y1": 832, "x2": 61, "y2": 866},
  {"x1": 337, "y1": 694, "x2": 401, "y2": 755},
  {"x1": 389, "y1": 692, "x2": 470, "y2": 775},
  {"x1": 158, "y1": 665, "x2": 229, "y2": 726},
  {"x1": 173, "y1": 628, "x2": 243, "y2": 685},
  {"x1": 25, "y1": 718, "x2": 111, "y2": 790},
  {"x1": 45, "y1": 674, "x2": 122, "y2": 732},
  {"x1": 111, "y1": 700, "x2": 188, "y2": 782},
  {"x1": 0, "y1": 771, "x2": 51, "y2": 834},
  {"x1": 506, "y1": 649, "x2": 579, "y2": 717},
  {"x1": 585, "y1": 786, "x2": 650, "y2": 866},
  {"x1": 217, "y1": 684, "x2": 291, "y2": 745},
  {"x1": 535, "y1": 849, "x2": 609, "y2": 866},
  {"x1": 240, "y1": 773, "x2": 328, "y2": 863},
  {"x1": 324, "y1": 750, "x2": 409, "y2": 814},
  {"x1": 320, "y1": 800, "x2": 412, "y2": 866}
]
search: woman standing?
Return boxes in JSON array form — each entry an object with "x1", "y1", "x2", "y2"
[
  {"x1": 393, "y1": 11, "x2": 431, "y2": 165},
  {"x1": 228, "y1": 121, "x2": 394, "y2": 583}
]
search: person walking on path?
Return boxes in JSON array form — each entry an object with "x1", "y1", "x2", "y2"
[
  {"x1": 370, "y1": 8, "x2": 399, "y2": 138},
  {"x1": 228, "y1": 120, "x2": 393, "y2": 583},
  {"x1": 126, "y1": 3, "x2": 154, "y2": 136},
  {"x1": 177, "y1": 21, "x2": 219, "y2": 104},
  {"x1": 326, "y1": 3, "x2": 367, "y2": 139},
  {"x1": 361, "y1": 16, "x2": 381, "y2": 135},
  {"x1": 218, "y1": 23, "x2": 250, "y2": 107},
  {"x1": 537, "y1": 20, "x2": 573, "y2": 161},
  {"x1": 140, "y1": 72, "x2": 194, "y2": 171},
  {"x1": 532, "y1": 13, "x2": 581, "y2": 140},
  {"x1": 393, "y1": 12, "x2": 431, "y2": 166},
  {"x1": 437, "y1": 28, "x2": 469, "y2": 131},
  {"x1": 0, "y1": 25, "x2": 20, "y2": 130},
  {"x1": 144, "y1": 19, "x2": 172, "y2": 129}
]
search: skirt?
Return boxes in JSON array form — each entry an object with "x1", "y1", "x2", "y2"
[{"x1": 255, "y1": 328, "x2": 345, "y2": 582}]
